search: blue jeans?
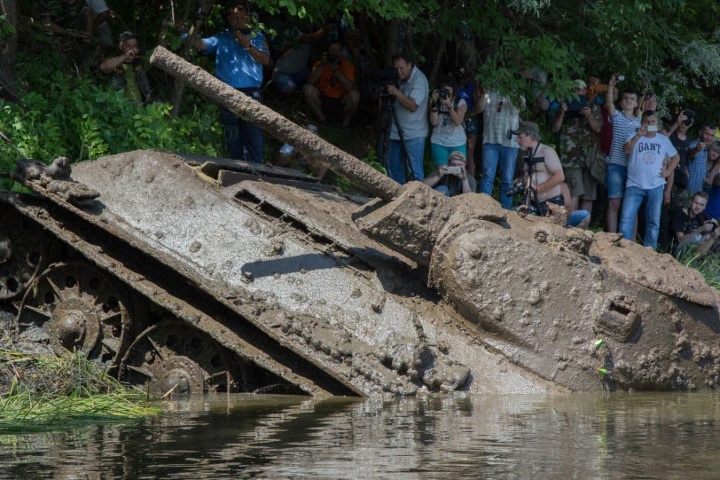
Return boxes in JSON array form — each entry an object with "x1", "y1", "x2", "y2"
[
  {"x1": 387, "y1": 137, "x2": 426, "y2": 184},
  {"x1": 220, "y1": 88, "x2": 264, "y2": 163},
  {"x1": 568, "y1": 209, "x2": 591, "y2": 228},
  {"x1": 273, "y1": 69, "x2": 309, "y2": 94},
  {"x1": 480, "y1": 143, "x2": 518, "y2": 209},
  {"x1": 606, "y1": 163, "x2": 627, "y2": 199},
  {"x1": 619, "y1": 185, "x2": 664, "y2": 249}
]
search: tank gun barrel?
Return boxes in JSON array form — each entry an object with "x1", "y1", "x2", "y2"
[{"x1": 150, "y1": 46, "x2": 401, "y2": 201}]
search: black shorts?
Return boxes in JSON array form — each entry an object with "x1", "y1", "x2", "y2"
[{"x1": 321, "y1": 95, "x2": 344, "y2": 117}]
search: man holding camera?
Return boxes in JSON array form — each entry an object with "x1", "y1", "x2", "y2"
[
  {"x1": 385, "y1": 53, "x2": 429, "y2": 184},
  {"x1": 190, "y1": 4, "x2": 271, "y2": 163},
  {"x1": 551, "y1": 79, "x2": 602, "y2": 217},
  {"x1": 619, "y1": 111, "x2": 679, "y2": 249},
  {"x1": 672, "y1": 191, "x2": 720, "y2": 257},
  {"x1": 423, "y1": 151, "x2": 475, "y2": 197},
  {"x1": 687, "y1": 122, "x2": 718, "y2": 195},
  {"x1": 303, "y1": 41, "x2": 358, "y2": 127},
  {"x1": 100, "y1": 31, "x2": 152, "y2": 105},
  {"x1": 509, "y1": 121, "x2": 565, "y2": 212},
  {"x1": 605, "y1": 74, "x2": 641, "y2": 233}
]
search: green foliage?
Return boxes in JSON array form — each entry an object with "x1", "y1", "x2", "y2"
[
  {"x1": 0, "y1": 349, "x2": 161, "y2": 429},
  {"x1": 0, "y1": 15, "x2": 16, "y2": 41},
  {"x1": 0, "y1": 57, "x2": 223, "y2": 185},
  {"x1": 676, "y1": 248, "x2": 720, "y2": 291}
]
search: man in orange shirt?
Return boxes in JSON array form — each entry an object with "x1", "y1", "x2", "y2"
[{"x1": 302, "y1": 41, "x2": 359, "y2": 127}]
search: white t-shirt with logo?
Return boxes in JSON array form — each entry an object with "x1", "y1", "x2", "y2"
[{"x1": 625, "y1": 132, "x2": 677, "y2": 190}]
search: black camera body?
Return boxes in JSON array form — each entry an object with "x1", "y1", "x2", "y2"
[
  {"x1": 683, "y1": 110, "x2": 695, "y2": 126},
  {"x1": 439, "y1": 87, "x2": 451, "y2": 100},
  {"x1": 505, "y1": 179, "x2": 526, "y2": 198},
  {"x1": 564, "y1": 95, "x2": 588, "y2": 119},
  {"x1": 327, "y1": 54, "x2": 339, "y2": 67},
  {"x1": 373, "y1": 68, "x2": 400, "y2": 96}
]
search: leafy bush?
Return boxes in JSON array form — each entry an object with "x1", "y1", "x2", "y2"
[{"x1": 0, "y1": 56, "x2": 224, "y2": 190}]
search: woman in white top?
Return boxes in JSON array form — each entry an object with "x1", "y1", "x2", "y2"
[{"x1": 429, "y1": 78, "x2": 467, "y2": 165}]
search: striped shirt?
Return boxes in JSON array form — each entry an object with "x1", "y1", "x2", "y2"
[{"x1": 607, "y1": 110, "x2": 640, "y2": 167}]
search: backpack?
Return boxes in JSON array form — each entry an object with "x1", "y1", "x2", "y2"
[{"x1": 585, "y1": 145, "x2": 606, "y2": 185}]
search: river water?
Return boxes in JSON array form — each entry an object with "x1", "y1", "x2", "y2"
[{"x1": 1, "y1": 392, "x2": 719, "y2": 479}]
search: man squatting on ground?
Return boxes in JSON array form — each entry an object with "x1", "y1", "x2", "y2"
[
  {"x1": 302, "y1": 41, "x2": 359, "y2": 127},
  {"x1": 100, "y1": 31, "x2": 152, "y2": 105},
  {"x1": 189, "y1": 4, "x2": 272, "y2": 163},
  {"x1": 619, "y1": 111, "x2": 679, "y2": 249},
  {"x1": 673, "y1": 191, "x2": 720, "y2": 255},
  {"x1": 385, "y1": 53, "x2": 429, "y2": 184},
  {"x1": 423, "y1": 151, "x2": 476, "y2": 197},
  {"x1": 510, "y1": 121, "x2": 565, "y2": 210}
]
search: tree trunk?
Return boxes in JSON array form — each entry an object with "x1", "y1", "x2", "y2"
[
  {"x1": 428, "y1": 37, "x2": 447, "y2": 86},
  {"x1": 151, "y1": 46, "x2": 402, "y2": 201},
  {"x1": 0, "y1": 0, "x2": 18, "y2": 101},
  {"x1": 383, "y1": 19, "x2": 399, "y2": 67}
]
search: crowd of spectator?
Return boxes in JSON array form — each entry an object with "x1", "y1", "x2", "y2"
[{"x1": 37, "y1": 2, "x2": 720, "y2": 259}]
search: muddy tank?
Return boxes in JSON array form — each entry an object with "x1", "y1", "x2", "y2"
[{"x1": 2, "y1": 47, "x2": 719, "y2": 397}]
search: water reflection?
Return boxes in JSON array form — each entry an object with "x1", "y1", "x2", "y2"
[{"x1": 1, "y1": 393, "x2": 720, "y2": 479}]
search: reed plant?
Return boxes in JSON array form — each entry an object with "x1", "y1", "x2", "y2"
[{"x1": 0, "y1": 349, "x2": 160, "y2": 431}]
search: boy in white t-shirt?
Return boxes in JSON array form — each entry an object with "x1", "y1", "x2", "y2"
[{"x1": 619, "y1": 111, "x2": 679, "y2": 249}]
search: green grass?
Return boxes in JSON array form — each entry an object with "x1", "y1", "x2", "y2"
[
  {"x1": 675, "y1": 248, "x2": 720, "y2": 290},
  {"x1": 0, "y1": 350, "x2": 161, "y2": 431}
]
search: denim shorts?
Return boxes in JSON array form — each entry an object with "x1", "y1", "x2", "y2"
[{"x1": 606, "y1": 163, "x2": 627, "y2": 199}]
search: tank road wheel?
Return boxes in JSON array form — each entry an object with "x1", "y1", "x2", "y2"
[
  {"x1": 0, "y1": 211, "x2": 46, "y2": 301},
  {"x1": 119, "y1": 320, "x2": 236, "y2": 396},
  {"x1": 15, "y1": 262, "x2": 133, "y2": 366}
]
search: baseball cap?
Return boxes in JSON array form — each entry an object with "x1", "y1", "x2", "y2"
[{"x1": 511, "y1": 121, "x2": 540, "y2": 136}]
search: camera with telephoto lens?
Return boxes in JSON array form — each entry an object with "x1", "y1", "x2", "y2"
[
  {"x1": 439, "y1": 87, "x2": 451, "y2": 100},
  {"x1": 505, "y1": 179, "x2": 527, "y2": 198},
  {"x1": 373, "y1": 68, "x2": 400, "y2": 96}
]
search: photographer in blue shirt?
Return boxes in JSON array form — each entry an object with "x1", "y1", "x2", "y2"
[{"x1": 190, "y1": 4, "x2": 272, "y2": 163}]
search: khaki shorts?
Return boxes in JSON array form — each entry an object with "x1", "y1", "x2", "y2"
[
  {"x1": 564, "y1": 167, "x2": 585, "y2": 198},
  {"x1": 580, "y1": 166, "x2": 598, "y2": 201}
]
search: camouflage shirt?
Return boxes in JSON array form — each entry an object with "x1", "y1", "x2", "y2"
[{"x1": 555, "y1": 104, "x2": 601, "y2": 169}]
